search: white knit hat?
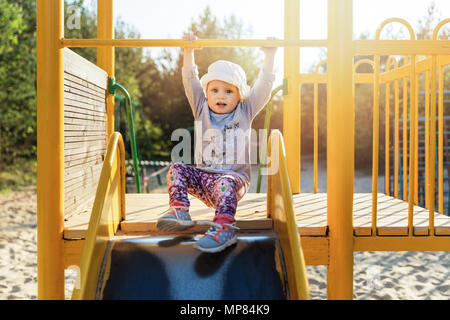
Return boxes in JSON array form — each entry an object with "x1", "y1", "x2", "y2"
[{"x1": 200, "y1": 60, "x2": 250, "y2": 100}]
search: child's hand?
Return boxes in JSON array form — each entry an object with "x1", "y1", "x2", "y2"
[
  {"x1": 260, "y1": 37, "x2": 278, "y2": 56},
  {"x1": 183, "y1": 33, "x2": 202, "y2": 51}
]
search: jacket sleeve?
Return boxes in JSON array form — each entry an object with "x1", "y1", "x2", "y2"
[
  {"x1": 243, "y1": 69, "x2": 276, "y2": 120},
  {"x1": 182, "y1": 65, "x2": 206, "y2": 120}
]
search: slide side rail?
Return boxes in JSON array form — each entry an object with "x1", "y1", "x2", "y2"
[
  {"x1": 72, "y1": 132, "x2": 126, "y2": 300},
  {"x1": 267, "y1": 130, "x2": 310, "y2": 300}
]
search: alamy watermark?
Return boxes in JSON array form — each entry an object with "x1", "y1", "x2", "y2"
[
  {"x1": 66, "y1": 5, "x2": 81, "y2": 30},
  {"x1": 171, "y1": 121, "x2": 280, "y2": 175},
  {"x1": 364, "y1": 265, "x2": 382, "y2": 290}
]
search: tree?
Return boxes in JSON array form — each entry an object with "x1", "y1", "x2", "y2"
[{"x1": 0, "y1": 0, "x2": 36, "y2": 169}]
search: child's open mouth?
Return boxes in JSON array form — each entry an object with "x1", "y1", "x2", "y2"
[{"x1": 216, "y1": 102, "x2": 227, "y2": 107}]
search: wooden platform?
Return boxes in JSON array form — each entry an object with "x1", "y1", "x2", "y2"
[{"x1": 63, "y1": 192, "x2": 450, "y2": 239}]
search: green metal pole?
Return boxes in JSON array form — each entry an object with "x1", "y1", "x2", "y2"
[{"x1": 109, "y1": 78, "x2": 142, "y2": 193}]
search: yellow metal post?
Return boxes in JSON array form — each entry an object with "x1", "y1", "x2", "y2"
[
  {"x1": 97, "y1": 0, "x2": 115, "y2": 136},
  {"x1": 326, "y1": 0, "x2": 354, "y2": 300},
  {"x1": 283, "y1": 0, "x2": 301, "y2": 193},
  {"x1": 36, "y1": 0, "x2": 65, "y2": 299}
]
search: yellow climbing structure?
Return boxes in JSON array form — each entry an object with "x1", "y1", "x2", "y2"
[{"x1": 36, "y1": 0, "x2": 450, "y2": 300}]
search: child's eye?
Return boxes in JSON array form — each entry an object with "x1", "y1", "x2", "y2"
[
  {"x1": 212, "y1": 89, "x2": 218, "y2": 93},
  {"x1": 226, "y1": 90, "x2": 233, "y2": 94}
]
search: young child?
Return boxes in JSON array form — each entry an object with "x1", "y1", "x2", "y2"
[{"x1": 157, "y1": 34, "x2": 277, "y2": 253}]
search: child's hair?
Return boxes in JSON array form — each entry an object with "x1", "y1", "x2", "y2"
[{"x1": 200, "y1": 60, "x2": 250, "y2": 100}]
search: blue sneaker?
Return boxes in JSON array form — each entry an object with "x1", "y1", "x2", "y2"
[
  {"x1": 156, "y1": 205, "x2": 194, "y2": 231},
  {"x1": 195, "y1": 222, "x2": 239, "y2": 253}
]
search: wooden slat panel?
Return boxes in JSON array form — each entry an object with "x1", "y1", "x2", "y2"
[
  {"x1": 63, "y1": 48, "x2": 107, "y2": 221},
  {"x1": 63, "y1": 48, "x2": 108, "y2": 89}
]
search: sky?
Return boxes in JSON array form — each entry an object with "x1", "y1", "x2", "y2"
[{"x1": 82, "y1": 0, "x2": 449, "y2": 78}]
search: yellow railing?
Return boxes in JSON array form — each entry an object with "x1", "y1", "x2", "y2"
[
  {"x1": 72, "y1": 132, "x2": 125, "y2": 300},
  {"x1": 266, "y1": 130, "x2": 310, "y2": 300},
  {"x1": 299, "y1": 18, "x2": 449, "y2": 237}
]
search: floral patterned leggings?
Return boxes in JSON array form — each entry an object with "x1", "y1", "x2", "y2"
[{"x1": 167, "y1": 162, "x2": 246, "y2": 223}]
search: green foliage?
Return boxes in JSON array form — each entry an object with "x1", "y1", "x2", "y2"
[{"x1": 0, "y1": 0, "x2": 36, "y2": 170}]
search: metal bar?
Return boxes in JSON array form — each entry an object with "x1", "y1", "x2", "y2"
[
  {"x1": 407, "y1": 55, "x2": 417, "y2": 237},
  {"x1": 97, "y1": 0, "x2": 115, "y2": 137},
  {"x1": 313, "y1": 81, "x2": 318, "y2": 194},
  {"x1": 61, "y1": 38, "x2": 328, "y2": 48},
  {"x1": 354, "y1": 40, "x2": 450, "y2": 55},
  {"x1": 403, "y1": 73, "x2": 408, "y2": 201},
  {"x1": 284, "y1": 0, "x2": 301, "y2": 194},
  {"x1": 429, "y1": 55, "x2": 437, "y2": 234},
  {"x1": 415, "y1": 75, "x2": 419, "y2": 206},
  {"x1": 394, "y1": 75, "x2": 400, "y2": 198},
  {"x1": 438, "y1": 66, "x2": 444, "y2": 214},
  {"x1": 36, "y1": 0, "x2": 65, "y2": 300},
  {"x1": 385, "y1": 79, "x2": 390, "y2": 196},
  {"x1": 371, "y1": 53, "x2": 380, "y2": 235},
  {"x1": 425, "y1": 71, "x2": 430, "y2": 209},
  {"x1": 326, "y1": 0, "x2": 354, "y2": 300}
]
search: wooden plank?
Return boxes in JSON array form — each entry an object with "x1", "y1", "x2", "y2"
[
  {"x1": 64, "y1": 149, "x2": 105, "y2": 162},
  {"x1": 64, "y1": 145, "x2": 106, "y2": 157},
  {"x1": 64, "y1": 91, "x2": 106, "y2": 109},
  {"x1": 63, "y1": 239, "x2": 85, "y2": 268},
  {"x1": 300, "y1": 237, "x2": 329, "y2": 266},
  {"x1": 65, "y1": 105, "x2": 106, "y2": 119},
  {"x1": 64, "y1": 171, "x2": 101, "y2": 195},
  {"x1": 64, "y1": 97, "x2": 106, "y2": 114},
  {"x1": 64, "y1": 135, "x2": 106, "y2": 144},
  {"x1": 63, "y1": 48, "x2": 108, "y2": 89},
  {"x1": 64, "y1": 116, "x2": 106, "y2": 127},
  {"x1": 64, "y1": 111, "x2": 106, "y2": 124},
  {"x1": 64, "y1": 77, "x2": 106, "y2": 100},
  {"x1": 64, "y1": 82, "x2": 105, "y2": 102},
  {"x1": 64, "y1": 156, "x2": 103, "y2": 174},
  {"x1": 65, "y1": 130, "x2": 106, "y2": 138},
  {"x1": 64, "y1": 163, "x2": 103, "y2": 182},
  {"x1": 64, "y1": 139, "x2": 106, "y2": 151},
  {"x1": 65, "y1": 156, "x2": 104, "y2": 171},
  {"x1": 64, "y1": 123, "x2": 106, "y2": 132},
  {"x1": 64, "y1": 72, "x2": 106, "y2": 95},
  {"x1": 65, "y1": 192, "x2": 95, "y2": 215}
]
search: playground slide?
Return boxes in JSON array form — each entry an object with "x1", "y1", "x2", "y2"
[{"x1": 72, "y1": 131, "x2": 309, "y2": 300}]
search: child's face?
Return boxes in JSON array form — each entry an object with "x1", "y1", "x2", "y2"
[{"x1": 206, "y1": 80, "x2": 240, "y2": 114}]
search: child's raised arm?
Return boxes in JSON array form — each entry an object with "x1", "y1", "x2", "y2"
[
  {"x1": 245, "y1": 38, "x2": 278, "y2": 120},
  {"x1": 183, "y1": 34, "x2": 200, "y2": 68},
  {"x1": 182, "y1": 34, "x2": 205, "y2": 119}
]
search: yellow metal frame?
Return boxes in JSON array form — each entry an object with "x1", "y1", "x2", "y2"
[{"x1": 36, "y1": 0, "x2": 450, "y2": 300}]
